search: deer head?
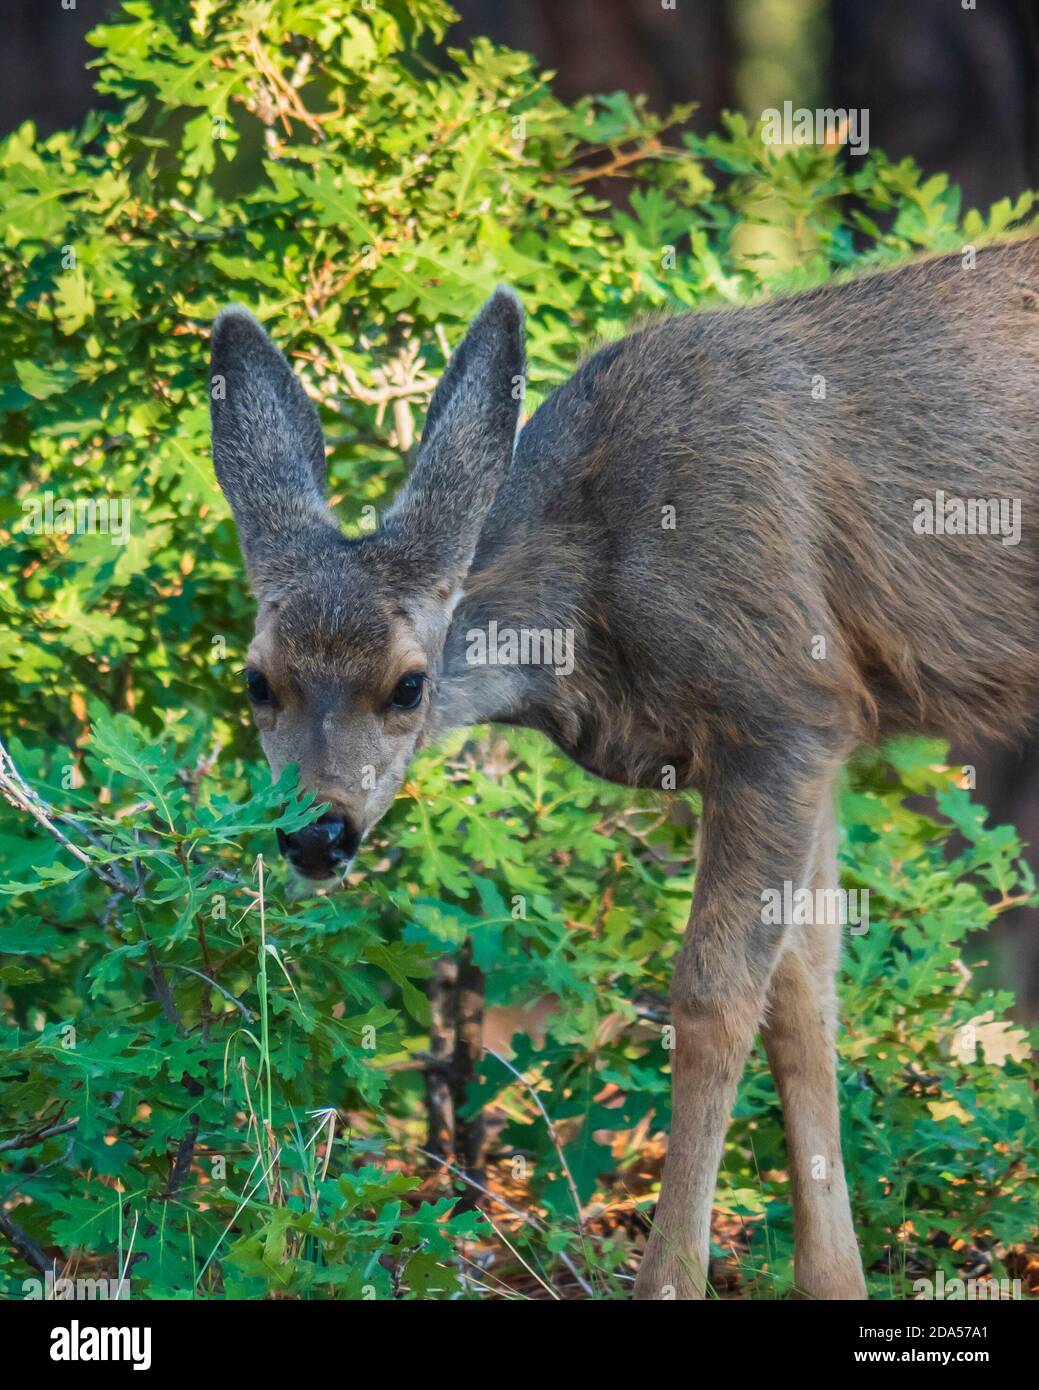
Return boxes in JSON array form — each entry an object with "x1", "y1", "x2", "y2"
[{"x1": 210, "y1": 290, "x2": 524, "y2": 879}]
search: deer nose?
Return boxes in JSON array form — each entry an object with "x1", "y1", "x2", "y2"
[{"x1": 277, "y1": 812, "x2": 361, "y2": 878}]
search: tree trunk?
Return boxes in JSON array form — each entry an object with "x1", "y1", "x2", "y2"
[{"x1": 423, "y1": 941, "x2": 487, "y2": 1203}]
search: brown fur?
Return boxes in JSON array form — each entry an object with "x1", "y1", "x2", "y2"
[{"x1": 211, "y1": 239, "x2": 1039, "y2": 1299}]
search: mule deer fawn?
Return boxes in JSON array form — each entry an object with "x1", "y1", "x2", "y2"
[{"x1": 211, "y1": 238, "x2": 1039, "y2": 1299}]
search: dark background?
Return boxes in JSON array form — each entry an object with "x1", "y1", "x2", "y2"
[
  {"x1": 8, "y1": 0, "x2": 1037, "y2": 212},
  {"x1": 5, "y1": 0, "x2": 1039, "y2": 1012}
]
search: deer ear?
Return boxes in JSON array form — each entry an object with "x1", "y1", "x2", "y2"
[
  {"x1": 379, "y1": 287, "x2": 524, "y2": 587},
  {"x1": 210, "y1": 307, "x2": 341, "y2": 592}
]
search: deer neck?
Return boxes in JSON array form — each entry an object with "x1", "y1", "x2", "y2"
[{"x1": 430, "y1": 539, "x2": 578, "y2": 739}]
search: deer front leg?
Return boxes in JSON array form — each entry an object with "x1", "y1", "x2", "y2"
[
  {"x1": 761, "y1": 797, "x2": 867, "y2": 1298},
  {"x1": 633, "y1": 736, "x2": 843, "y2": 1300}
]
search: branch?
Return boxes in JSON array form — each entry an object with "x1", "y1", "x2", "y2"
[
  {"x1": 163, "y1": 963, "x2": 255, "y2": 1022},
  {"x1": 245, "y1": 35, "x2": 325, "y2": 137},
  {"x1": 295, "y1": 336, "x2": 438, "y2": 451},
  {"x1": 0, "y1": 736, "x2": 134, "y2": 895},
  {"x1": 0, "y1": 1209, "x2": 61, "y2": 1279},
  {"x1": 163, "y1": 1116, "x2": 200, "y2": 1199},
  {"x1": 0, "y1": 1119, "x2": 78, "y2": 1154},
  {"x1": 568, "y1": 139, "x2": 676, "y2": 184}
]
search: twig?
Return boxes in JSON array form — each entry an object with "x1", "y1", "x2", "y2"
[
  {"x1": 164, "y1": 1118, "x2": 200, "y2": 1199},
  {"x1": 0, "y1": 1209, "x2": 60, "y2": 1279},
  {"x1": 142, "y1": 943, "x2": 178, "y2": 1030},
  {"x1": 246, "y1": 35, "x2": 325, "y2": 137},
  {"x1": 0, "y1": 737, "x2": 132, "y2": 894},
  {"x1": 163, "y1": 963, "x2": 255, "y2": 1021},
  {"x1": 296, "y1": 337, "x2": 439, "y2": 450},
  {"x1": 0, "y1": 1119, "x2": 79, "y2": 1153},
  {"x1": 568, "y1": 140, "x2": 670, "y2": 184}
]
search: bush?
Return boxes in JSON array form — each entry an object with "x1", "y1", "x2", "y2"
[{"x1": 1, "y1": 0, "x2": 1037, "y2": 1299}]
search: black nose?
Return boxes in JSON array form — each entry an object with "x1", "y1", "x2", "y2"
[{"x1": 277, "y1": 813, "x2": 361, "y2": 877}]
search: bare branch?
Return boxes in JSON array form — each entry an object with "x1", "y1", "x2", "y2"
[
  {"x1": 0, "y1": 1119, "x2": 79, "y2": 1154},
  {"x1": 0, "y1": 1210, "x2": 60, "y2": 1279},
  {"x1": 0, "y1": 736, "x2": 132, "y2": 894}
]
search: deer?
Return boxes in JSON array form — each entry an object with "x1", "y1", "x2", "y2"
[{"x1": 210, "y1": 236, "x2": 1039, "y2": 1300}]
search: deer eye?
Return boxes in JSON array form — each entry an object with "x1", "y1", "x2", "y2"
[
  {"x1": 389, "y1": 672, "x2": 426, "y2": 711},
  {"x1": 245, "y1": 668, "x2": 271, "y2": 704}
]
